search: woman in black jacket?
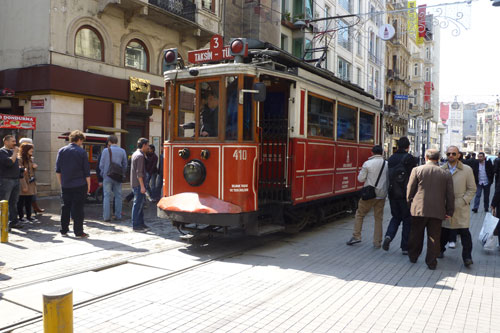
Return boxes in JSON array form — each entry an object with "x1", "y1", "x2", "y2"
[{"x1": 489, "y1": 181, "x2": 500, "y2": 246}]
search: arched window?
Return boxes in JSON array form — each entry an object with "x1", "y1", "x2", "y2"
[
  {"x1": 75, "y1": 26, "x2": 103, "y2": 61},
  {"x1": 125, "y1": 39, "x2": 149, "y2": 71}
]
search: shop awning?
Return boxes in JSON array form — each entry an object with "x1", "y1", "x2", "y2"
[{"x1": 86, "y1": 126, "x2": 129, "y2": 134}]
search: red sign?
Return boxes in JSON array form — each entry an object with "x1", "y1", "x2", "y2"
[
  {"x1": 418, "y1": 5, "x2": 427, "y2": 38},
  {"x1": 188, "y1": 35, "x2": 234, "y2": 64},
  {"x1": 0, "y1": 114, "x2": 37, "y2": 130},
  {"x1": 31, "y1": 99, "x2": 44, "y2": 109}
]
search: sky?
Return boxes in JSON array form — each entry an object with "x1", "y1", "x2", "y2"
[{"x1": 420, "y1": 0, "x2": 500, "y2": 104}]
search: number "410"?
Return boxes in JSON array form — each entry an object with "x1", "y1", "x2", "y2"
[{"x1": 232, "y1": 149, "x2": 247, "y2": 160}]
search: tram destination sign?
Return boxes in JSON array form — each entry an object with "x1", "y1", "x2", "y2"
[
  {"x1": 394, "y1": 95, "x2": 409, "y2": 100},
  {"x1": 188, "y1": 35, "x2": 245, "y2": 64}
]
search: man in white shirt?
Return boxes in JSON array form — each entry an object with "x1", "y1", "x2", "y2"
[{"x1": 347, "y1": 145, "x2": 389, "y2": 248}]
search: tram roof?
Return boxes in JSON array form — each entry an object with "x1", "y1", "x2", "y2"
[{"x1": 165, "y1": 40, "x2": 381, "y2": 108}]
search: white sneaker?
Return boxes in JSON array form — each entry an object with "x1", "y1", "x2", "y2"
[{"x1": 448, "y1": 241, "x2": 456, "y2": 249}]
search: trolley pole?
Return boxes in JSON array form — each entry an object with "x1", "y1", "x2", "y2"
[
  {"x1": 43, "y1": 287, "x2": 73, "y2": 333},
  {"x1": 0, "y1": 200, "x2": 8, "y2": 243}
]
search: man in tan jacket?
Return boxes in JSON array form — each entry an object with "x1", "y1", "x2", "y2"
[
  {"x1": 407, "y1": 149, "x2": 455, "y2": 270},
  {"x1": 439, "y1": 146, "x2": 476, "y2": 267}
]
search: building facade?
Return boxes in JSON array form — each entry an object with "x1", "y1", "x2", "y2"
[{"x1": 0, "y1": 0, "x2": 221, "y2": 192}]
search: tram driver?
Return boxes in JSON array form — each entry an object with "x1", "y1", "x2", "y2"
[{"x1": 200, "y1": 92, "x2": 219, "y2": 137}]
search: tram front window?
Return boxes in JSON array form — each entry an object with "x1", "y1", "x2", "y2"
[
  {"x1": 226, "y1": 76, "x2": 238, "y2": 140},
  {"x1": 178, "y1": 83, "x2": 196, "y2": 138},
  {"x1": 200, "y1": 81, "x2": 219, "y2": 137}
]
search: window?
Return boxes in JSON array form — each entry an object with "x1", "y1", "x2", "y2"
[
  {"x1": 324, "y1": 5, "x2": 331, "y2": 30},
  {"x1": 356, "y1": 31, "x2": 362, "y2": 57},
  {"x1": 293, "y1": 0, "x2": 303, "y2": 17},
  {"x1": 125, "y1": 40, "x2": 148, "y2": 71},
  {"x1": 337, "y1": 103, "x2": 357, "y2": 141},
  {"x1": 177, "y1": 83, "x2": 196, "y2": 138},
  {"x1": 75, "y1": 26, "x2": 103, "y2": 61},
  {"x1": 202, "y1": 0, "x2": 215, "y2": 12},
  {"x1": 357, "y1": 67, "x2": 362, "y2": 86},
  {"x1": 339, "y1": 0, "x2": 352, "y2": 12},
  {"x1": 304, "y1": 38, "x2": 312, "y2": 60},
  {"x1": 281, "y1": 34, "x2": 289, "y2": 52},
  {"x1": 305, "y1": 0, "x2": 313, "y2": 20},
  {"x1": 359, "y1": 111, "x2": 375, "y2": 143},
  {"x1": 226, "y1": 76, "x2": 238, "y2": 140},
  {"x1": 338, "y1": 20, "x2": 351, "y2": 51},
  {"x1": 426, "y1": 47, "x2": 431, "y2": 60},
  {"x1": 414, "y1": 63, "x2": 419, "y2": 76},
  {"x1": 199, "y1": 81, "x2": 219, "y2": 137},
  {"x1": 292, "y1": 38, "x2": 303, "y2": 58},
  {"x1": 307, "y1": 94, "x2": 334, "y2": 138},
  {"x1": 374, "y1": 69, "x2": 380, "y2": 98},
  {"x1": 368, "y1": 31, "x2": 375, "y2": 55},
  {"x1": 338, "y1": 57, "x2": 351, "y2": 81},
  {"x1": 243, "y1": 77, "x2": 254, "y2": 140},
  {"x1": 425, "y1": 67, "x2": 431, "y2": 81}
]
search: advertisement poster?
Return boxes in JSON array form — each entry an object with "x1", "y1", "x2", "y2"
[{"x1": 0, "y1": 114, "x2": 37, "y2": 130}]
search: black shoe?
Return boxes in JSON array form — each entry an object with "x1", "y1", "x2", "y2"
[
  {"x1": 437, "y1": 252, "x2": 444, "y2": 259},
  {"x1": 428, "y1": 265, "x2": 436, "y2": 270},
  {"x1": 472, "y1": 208, "x2": 478, "y2": 213},
  {"x1": 75, "y1": 232, "x2": 89, "y2": 238},
  {"x1": 464, "y1": 259, "x2": 473, "y2": 267},
  {"x1": 409, "y1": 258, "x2": 417, "y2": 263},
  {"x1": 484, "y1": 208, "x2": 489, "y2": 212},
  {"x1": 346, "y1": 237, "x2": 361, "y2": 245},
  {"x1": 402, "y1": 250, "x2": 408, "y2": 255},
  {"x1": 382, "y1": 236, "x2": 391, "y2": 251},
  {"x1": 9, "y1": 223, "x2": 23, "y2": 229}
]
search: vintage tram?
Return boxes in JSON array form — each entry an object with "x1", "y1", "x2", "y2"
[{"x1": 157, "y1": 38, "x2": 383, "y2": 236}]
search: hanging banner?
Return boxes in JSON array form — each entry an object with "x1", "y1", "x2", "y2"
[
  {"x1": 0, "y1": 114, "x2": 37, "y2": 130},
  {"x1": 408, "y1": 1, "x2": 422, "y2": 44},
  {"x1": 418, "y1": 5, "x2": 427, "y2": 38}
]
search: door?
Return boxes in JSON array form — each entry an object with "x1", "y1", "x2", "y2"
[{"x1": 258, "y1": 84, "x2": 290, "y2": 204}]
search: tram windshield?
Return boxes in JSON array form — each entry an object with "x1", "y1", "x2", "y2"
[{"x1": 175, "y1": 76, "x2": 254, "y2": 141}]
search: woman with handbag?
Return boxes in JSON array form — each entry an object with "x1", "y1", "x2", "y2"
[
  {"x1": 490, "y1": 180, "x2": 500, "y2": 248},
  {"x1": 17, "y1": 142, "x2": 38, "y2": 222}
]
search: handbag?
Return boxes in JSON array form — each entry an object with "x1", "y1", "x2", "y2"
[
  {"x1": 106, "y1": 147, "x2": 125, "y2": 183},
  {"x1": 361, "y1": 158, "x2": 386, "y2": 201}
]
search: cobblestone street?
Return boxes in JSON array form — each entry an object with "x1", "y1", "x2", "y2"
[{"x1": 1, "y1": 195, "x2": 499, "y2": 332}]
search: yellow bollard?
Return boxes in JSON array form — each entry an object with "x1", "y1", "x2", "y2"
[
  {"x1": 0, "y1": 200, "x2": 8, "y2": 243},
  {"x1": 43, "y1": 287, "x2": 73, "y2": 333}
]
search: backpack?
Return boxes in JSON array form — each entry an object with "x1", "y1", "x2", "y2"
[{"x1": 388, "y1": 154, "x2": 410, "y2": 200}]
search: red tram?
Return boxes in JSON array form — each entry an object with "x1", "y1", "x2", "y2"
[{"x1": 157, "y1": 39, "x2": 383, "y2": 236}]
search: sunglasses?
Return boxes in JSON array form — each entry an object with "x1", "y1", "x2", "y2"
[{"x1": 446, "y1": 152, "x2": 457, "y2": 156}]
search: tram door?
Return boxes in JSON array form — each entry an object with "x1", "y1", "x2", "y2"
[{"x1": 258, "y1": 80, "x2": 290, "y2": 205}]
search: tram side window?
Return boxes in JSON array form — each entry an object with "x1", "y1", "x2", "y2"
[
  {"x1": 243, "y1": 76, "x2": 254, "y2": 140},
  {"x1": 200, "y1": 81, "x2": 219, "y2": 137},
  {"x1": 359, "y1": 111, "x2": 375, "y2": 143},
  {"x1": 177, "y1": 83, "x2": 196, "y2": 138},
  {"x1": 307, "y1": 94, "x2": 334, "y2": 138},
  {"x1": 226, "y1": 76, "x2": 238, "y2": 140},
  {"x1": 337, "y1": 103, "x2": 357, "y2": 141}
]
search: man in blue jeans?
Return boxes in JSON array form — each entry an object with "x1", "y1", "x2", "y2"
[
  {"x1": 472, "y1": 152, "x2": 493, "y2": 213},
  {"x1": 130, "y1": 137, "x2": 150, "y2": 231},
  {"x1": 99, "y1": 135, "x2": 127, "y2": 222},
  {"x1": 382, "y1": 137, "x2": 417, "y2": 255}
]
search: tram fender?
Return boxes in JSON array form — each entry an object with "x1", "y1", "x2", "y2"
[{"x1": 157, "y1": 192, "x2": 242, "y2": 214}]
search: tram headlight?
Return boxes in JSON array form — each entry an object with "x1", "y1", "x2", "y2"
[{"x1": 183, "y1": 160, "x2": 206, "y2": 186}]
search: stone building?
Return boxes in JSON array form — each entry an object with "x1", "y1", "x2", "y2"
[{"x1": 0, "y1": 0, "x2": 221, "y2": 192}]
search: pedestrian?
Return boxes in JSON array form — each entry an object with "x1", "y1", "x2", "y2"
[
  {"x1": 145, "y1": 144, "x2": 158, "y2": 201},
  {"x1": 489, "y1": 181, "x2": 500, "y2": 249},
  {"x1": 471, "y1": 152, "x2": 493, "y2": 213},
  {"x1": 439, "y1": 146, "x2": 476, "y2": 267},
  {"x1": 19, "y1": 138, "x2": 45, "y2": 214},
  {"x1": 493, "y1": 150, "x2": 500, "y2": 188},
  {"x1": 0, "y1": 135, "x2": 23, "y2": 229},
  {"x1": 382, "y1": 137, "x2": 417, "y2": 255},
  {"x1": 96, "y1": 138, "x2": 111, "y2": 187},
  {"x1": 130, "y1": 137, "x2": 150, "y2": 231},
  {"x1": 99, "y1": 135, "x2": 127, "y2": 222},
  {"x1": 55, "y1": 130, "x2": 90, "y2": 238},
  {"x1": 17, "y1": 142, "x2": 38, "y2": 222},
  {"x1": 347, "y1": 145, "x2": 388, "y2": 248},
  {"x1": 407, "y1": 149, "x2": 454, "y2": 270}
]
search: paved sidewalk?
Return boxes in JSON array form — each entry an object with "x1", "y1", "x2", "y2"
[{"x1": 3, "y1": 196, "x2": 499, "y2": 332}]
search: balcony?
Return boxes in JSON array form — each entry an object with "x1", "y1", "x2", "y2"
[{"x1": 149, "y1": 0, "x2": 195, "y2": 22}]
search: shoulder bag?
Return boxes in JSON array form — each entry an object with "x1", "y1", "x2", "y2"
[
  {"x1": 361, "y1": 159, "x2": 386, "y2": 201},
  {"x1": 107, "y1": 147, "x2": 125, "y2": 183}
]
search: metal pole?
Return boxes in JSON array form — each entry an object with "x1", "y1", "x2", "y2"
[
  {"x1": 43, "y1": 287, "x2": 73, "y2": 333},
  {"x1": 0, "y1": 200, "x2": 8, "y2": 243}
]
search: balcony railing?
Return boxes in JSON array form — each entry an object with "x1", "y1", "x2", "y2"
[{"x1": 149, "y1": 0, "x2": 196, "y2": 22}]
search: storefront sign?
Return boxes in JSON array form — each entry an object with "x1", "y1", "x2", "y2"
[
  {"x1": 0, "y1": 114, "x2": 37, "y2": 130},
  {"x1": 394, "y1": 95, "x2": 408, "y2": 100},
  {"x1": 31, "y1": 99, "x2": 44, "y2": 109}
]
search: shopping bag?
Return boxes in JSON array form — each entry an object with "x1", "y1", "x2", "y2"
[{"x1": 478, "y1": 212, "x2": 499, "y2": 251}]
